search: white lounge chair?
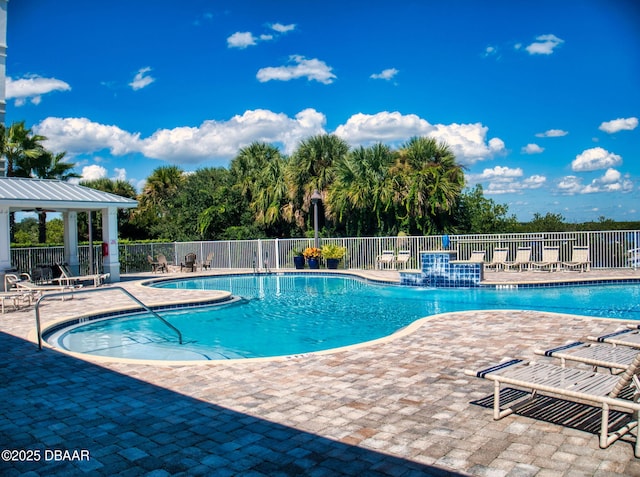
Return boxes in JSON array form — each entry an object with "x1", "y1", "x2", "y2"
[
  {"x1": 55, "y1": 264, "x2": 109, "y2": 287},
  {"x1": 535, "y1": 341, "x2": 639, "y2": 373},
  {"x1": 503, "y1": 247, "x2": 532, "y2": 272},
  {"x1": 395, "y1": 250, "x2": 411, "y2": 269},
  {"x1": 561, "y1": 245, "x2": 590, "y2": 272},
  {"x1": 530, "y1": 246, "x2": 560, "y2": 272},
  {"x1": 376, "y1": 250, "x2": 395, "y2": 270},
  {"x1": 589, "y1": 329, "x2": 640, "y2": 349},
  {"x1": 466, "y1": 353, "x2": 640, "y2": 456},
  {"x1": 628, "y1": 248, "x2": 640, "y2": 270},
  {"x1": 5, "y1": 273, "x2": 78, "y2": 300},
  {"x1": 468, "y1": 250, "x2": 486, "y2": 263},
  {"x1": 484, "y1": 247, "x2": 508, "y2": 272}
]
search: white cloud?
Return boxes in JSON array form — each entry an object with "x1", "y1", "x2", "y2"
[
  {"x1": 525, "y1": 34, "x2": 564, "y2": 55},
  {"x1": 227, "y1": 31, "x2": 258, "y2": 48},
  {"x1": 535, "y1": 129, "x2": 568, "y2": 138},
  {"x1": 468, "y1": 166, "x2": 546, "y2": 194},
  {"x1": 6, "y1": 75, "x2": 71, "y2": 105},
  {"x1": 571, "y1": 147, "x2": 622, "y2": 172},
  {"x1": 599, "y1": 117, "x2": 638, "y2": 133},
  {"x1": 140, "y1": 108, "x2": 326, "y2": 161},
  {"x1": 334, "y1": 112, "x2": 505, "y2": 165},
  {"x1": 370, "y1": 68, "x2": 399, "y2": 80},
  {"x1": 129, "y1": 67, "x2": 155, "y2": 91},
  {"x1": 81, "y1": 164, "x2": 108, "y2": 181},
  {"x1": 559, "y1": 168, "x2": 633, "y2": 195},
  {"x1": 113, "y1": 168, "x2": 127, "y2": 181},
  {"x1": 483, "y1": 46, "x2": 498, "y2": 57},
  {"x1": 33, "y1": 110, "x2": 506, "y2": 167},
  {"x1": 521, "y1": 143, "x2": 544, "y2": 154},
  {"x1": 271, "y1": 23, "x2": 295, "y2": 33},
  {"x1": 33, "y1": 117, "x2": 141, "y2": 156},
  {"x1": 257, "y1": 55, "x2": 336, "y2": 84}
]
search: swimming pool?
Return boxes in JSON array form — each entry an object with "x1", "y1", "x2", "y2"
[{"x1": 46, "y1": 274, "x2": 640, "y2": 361}]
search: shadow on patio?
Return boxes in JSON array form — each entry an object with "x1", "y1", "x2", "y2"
[{"x1": 0, "y1": 331, "x2": 465, "y2": 476}]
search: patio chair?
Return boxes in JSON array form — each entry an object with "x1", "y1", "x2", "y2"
[
  {"x1": 148, "y1": 255, "x2": 161, "y2": 273},
  {"x1": 535, "y1": 341, "x2": 639, "y2": 373},
  {"x1": 503, "y1": 246, "x2": 532, "y2": 272},
  {"x1": 465, "y1": 353, "x2": 640, "y2": 456},
  {"x1": 484, "y1": 247, "x2": 508, "y2": 271},
  {"x1": 395, "y1": 250, "x2": 411, "y2": 269},
  {"x1": 54, "y1": 263, "x2": 109, "y2": 287},
  {"x1": 181, "y1": 253, "x2": 197, "y2": 272},
  {"x1": 561, "y1": 245, "x2": 590, "y2": 272},
  {"x1": 201, "y1": 252, "x2": 214, "y2": 270},
  {"x1": 530, "y1": 246, "x2": 560, "y2": 272},
  {"x1": 376, "y1": 250, "x2": 395, "y2": 270},
  {"x1": 156, "y1": 254, "x2": 169, "y2": 273}
]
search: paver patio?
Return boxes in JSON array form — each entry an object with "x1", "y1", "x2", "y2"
[{"x1": 1, "y1": 268, "x2": 640, "y2": 476}]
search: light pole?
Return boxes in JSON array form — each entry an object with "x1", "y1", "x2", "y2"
[{"x1": 311, "y1": 189, "x2": 322, "y2": 249}]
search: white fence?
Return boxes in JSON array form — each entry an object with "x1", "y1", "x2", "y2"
[{"x1": 9, "y1": 230, "x2": 640, "y2": 275}]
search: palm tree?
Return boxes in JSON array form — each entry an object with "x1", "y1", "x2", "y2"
[
  {"x1": 393, "y1": 137, "x2": 465, "y2": 234},
  {"x1": 2, "y1": 121, "x2": 46, "y2": 177},
  {"x1": 286, "y1": 134, "x2": 349, "y2": 232},
  {"x1": 30, "y1": 150, "x2": 80, "y2": 242},
  {"x1": 137, "y1": 165, "x2": 184, "y2": 219},
  {"x1": 328, "y1": 143, "x2": 396, "y2": 236}
]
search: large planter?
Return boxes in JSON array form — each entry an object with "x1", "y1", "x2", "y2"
[
  {"x1": 307, "y1": 257, "x2": 320, "y2": 269},
  {"x1": 293, "y1": 256, "x2": 305, "y2": 269},
  {"x1": 326, "y1": 258, "x2": 340, "y2": 269}
]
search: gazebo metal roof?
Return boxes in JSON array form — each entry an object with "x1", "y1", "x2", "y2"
[{"x1": 0, "y1": 177, "x2": 138, "y2": 211}]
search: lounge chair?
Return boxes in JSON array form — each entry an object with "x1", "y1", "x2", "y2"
[
  {"x1": 181, "y1": 253, "x2": 197, "y2": 272},
  {"x1": 54, "y1": 263, "x2": 109, "y2": 287},
  {"x1": 468, "y1": 250, "x2": 486, "y2": 263},
  {"x1": 0, "y1": 291, "x2": 35, "y2": 313},
  {"x1": 589, "y1": 329, "x2": 640, "y2": 349},
  {"x1": 202, "y1": 252, "x2": 214, "y2": 270},
  {"x1": 5, "y1": 273, "x2": 78, "y2": 300},
  {"x1": 530, "y1": 246, "x2": 560, "y2": 272},
  {"x1": 561, "y1": 245, "x2": 590, "y2": 272},
  {"x1": 376, "y1": 250, "x2": 395, "y2": 270},
  {"x1": 465, "y1": 354, "x2": 640, "y2": 456},
  {"x1": 395, "y1": 250, "x2": 411, "y2": 269},
  {"x1": 628, "y1": 248, "x2": 640, "y2": 270},
  {"x1": 503, "y1": 246, "x2": 532, "y2": 272},
  {"x1": 535, "y1": 341, "x2": 638, "y2": 373},
  {"x1": 484, "y1": 247, "x2": 508, "y2": 272}
]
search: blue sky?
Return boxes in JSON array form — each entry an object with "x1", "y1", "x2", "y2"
[{"x1": 5, "y1": 0, "x2": 639, "y2": 222}]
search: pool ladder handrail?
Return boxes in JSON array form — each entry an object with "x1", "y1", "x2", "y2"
[{"x1": 34, "y1": 286, "x2": 183, "y2": 350}]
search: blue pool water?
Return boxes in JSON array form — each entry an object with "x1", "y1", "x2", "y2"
[{"x1": 50, "y1": 275, "x2": 640, "y2": 361}]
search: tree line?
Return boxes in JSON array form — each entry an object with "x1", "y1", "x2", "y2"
[{"x1": 4, "y1": 121, "x2": 638, "y2": 245}]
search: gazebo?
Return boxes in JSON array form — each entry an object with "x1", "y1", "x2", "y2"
[{"x1": 0, "y1": 177, "x2": 138, "y2": 283}]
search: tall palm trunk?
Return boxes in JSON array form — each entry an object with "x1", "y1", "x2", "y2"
[{"x1": 38, "y1": 211, "x2": 47, "y2": 243}]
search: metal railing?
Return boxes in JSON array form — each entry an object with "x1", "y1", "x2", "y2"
[
  {"x1": 10, "y1": 230, "x2": 640, "y2": 275},
  {"x1": 35, "y1": 286, "x2": 183, "y2": 350}
]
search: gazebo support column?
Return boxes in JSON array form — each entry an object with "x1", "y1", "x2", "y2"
[
  {"x1": 101, "y1": 206, "x2": 120, "y2": 282},
  {"x1": 63, "y1": 211, "x2": 79, "y2": 275},
  {"x1": 0, "y1": 206, "x2": 11, "y2": 288}
]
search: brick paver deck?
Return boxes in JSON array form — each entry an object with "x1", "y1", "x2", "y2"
[{"x1": 1, "y1": 268, "x2": 640, "y2": 476}]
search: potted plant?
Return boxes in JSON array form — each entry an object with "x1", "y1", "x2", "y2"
[
  {"x1": 291, "y1": 249, "x2": 305, "y2": 270},
  {"x1": 321, "y1": 244, "x2": 347, "y2": 270},
  {"x1": 303, "y1": 247, "x2": 322, "y2": 269}
]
